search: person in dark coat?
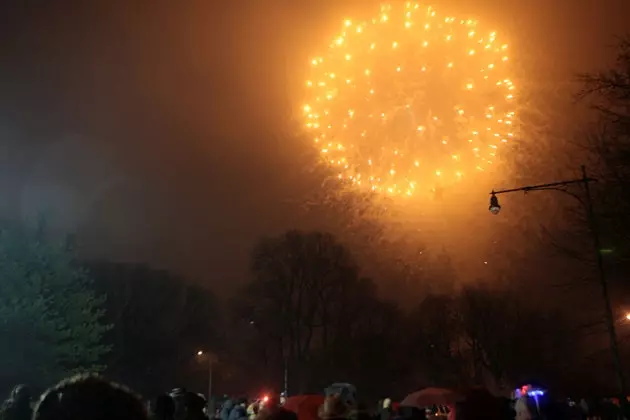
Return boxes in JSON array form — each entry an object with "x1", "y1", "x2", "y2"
[
  {"x1": 221, "y1": 400, "x2": 235, "y2": 420},
  {"x1": 379, "y1": 399, "x2": 393, "y2": 420},
  {"x1": 171, "y1": 389, "x2": 189, "y2": 420},
  {"x1": 0, "y1": 385, "x2": 32, "y2": 420},
  {"x1": 229, "y1": 398, "x2": 248, "y2": 420},
  {"x1": 392, "y1": 406, "x2": 425, "y2": 420},
  {"x1": 184, "y1": 393, "x2": 208, "y2": 420},
  {"x1": 150, "y1": 395, "x2": 175, "y2": 420}
]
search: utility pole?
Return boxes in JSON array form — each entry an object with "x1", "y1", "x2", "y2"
[
  {"x1": 489, "y1": 165, "x2": 626, "y2": 399},
  {"x1": 580, "y1": 166, "x2": 626, "y2": 397},
  {"x1": 208, "y1": 355, "x2": 213, "y2": 410},
  {"x1": 284, "y1": 355, "x2": 289, "y2": 397}
]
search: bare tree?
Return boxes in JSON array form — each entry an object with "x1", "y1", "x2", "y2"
[
  {"x1": 408, "y1": 294, "x2": 463, "y2": 387},
  {"x1": 245, "y1": 230, "x2": 359, "y2": 392},
  {"x1": 455, "y1": 284, "x2": 574, "y2": 390}
]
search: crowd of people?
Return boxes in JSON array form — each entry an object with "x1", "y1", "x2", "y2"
[
  {"x1": 218, "y1": 396, "x2": 297, "y2": 420},
  {"x1": 0, "y1": 374, "x2": 627, "y2": 420},
  {"x1": 0, "y1": 375, "x2": 302, "y2": 420}
]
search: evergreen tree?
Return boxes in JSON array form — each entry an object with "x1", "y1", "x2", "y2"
[{"x1": 0, "y1": 222, "x2": 111, "y2": 391}]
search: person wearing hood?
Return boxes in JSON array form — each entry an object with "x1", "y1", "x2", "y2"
[
  {"x1": 221, "y1": 400, "x2": 234, "y2": 420},
  {"x1": 150, "y1": 395, "x2": 175, "y2": 420},
  {"x1": 228, "y1": 398, "x2": 248, "y2": 420},
  {"x1": 247, "y1": 401, "x2": 260, "y2": 420}
]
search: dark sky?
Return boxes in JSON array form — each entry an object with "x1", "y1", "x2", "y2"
[{"x1": 1, "y1": 0, "x2": 628, "y2": 294}]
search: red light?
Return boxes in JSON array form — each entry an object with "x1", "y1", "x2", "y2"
[{"x1": 263, "y1": 396, "x2": 269, "y2": 402}]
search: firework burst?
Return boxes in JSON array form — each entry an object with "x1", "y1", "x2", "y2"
[{"x1": 303, "y1": 2, "x2": 517, "y2": 197}]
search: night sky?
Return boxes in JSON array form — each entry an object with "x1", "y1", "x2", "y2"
[{"x1": 1, "y1": 0, "x2": 628, "y2": 294}]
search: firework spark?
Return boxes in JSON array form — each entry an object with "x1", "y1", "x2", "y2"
[{"x1": 303, "y1": 2, "x2": 516, "y2": 197}]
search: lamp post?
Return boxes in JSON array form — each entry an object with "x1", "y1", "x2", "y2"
[
  {"x1": 283, "y1": 353, "x2": 289, "y2": 398},
  {"x1": 196, "y1": 350, "x2": 217, "y2": 413},
  {"x1": 489, "y1": 165, "x2": 626, "y2": 399}
]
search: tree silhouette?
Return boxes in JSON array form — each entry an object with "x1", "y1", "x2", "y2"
[
  {"x1": 578, "y1": 36, "x2": 630, "y2": 265},
  {"x1": 236, "y1": 230, "x2": 410, "y2": 396},
  {"x1": 242, "y1": 230, "x2": 359, "y2": 392},
  {"x1": 455, "y1": 284, "x2": 574, "y2": 390},
  {"x1": 575, "y1": 36, "x2": 630, "y2": 389},
  {"x1": 408, "y1": 294, "x2": 463, "y2": 387},
  {"x1": 0, "y1": 222, "x2": 111, "y2": 393},
  {"x1": 87, "y1": 261, "x2": 220, "y2": 396}
]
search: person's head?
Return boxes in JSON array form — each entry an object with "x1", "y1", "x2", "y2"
[
  {"x1": 237, "y1": 397, "x2": 247, "y2": 407},
  {"x1": 319, "y1": 394, "x2": 347, "y2": 420},
  {"x1": 186, "y1": 393, "x2": 206, "y2": 413},
  {"x1": 265, "y1": 395, "x2": 280, "y2": 409},
  {"x1": 382, "y1": 399, "x2": 391, "y2": 409},
  {"x1": 7, "y1": 384, "x2": 31, "y2": 409},
  {"x1": 33, "y1": 374, "x2": 148, "y2": 420},
  {"x1": 255, "y1": 397, "x2": 284, "y2": 420},
  {"x1": 10, "y1": 385, "x2": 30, "y2": 402},
  {"x1": 151, "y1": 395, "x2": 175, "y2": 420}
]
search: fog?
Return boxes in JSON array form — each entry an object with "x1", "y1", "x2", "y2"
[{"x1": 0, "y1": 0, "x2": 628, "y2": 297}]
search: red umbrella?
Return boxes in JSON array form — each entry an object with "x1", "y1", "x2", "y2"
[
  {"x1": 284, "y1": 395, "x2": 325, "y2": 420},
  {"x1": 400, "y1": 388, "x2": 464, "y2": 408}
]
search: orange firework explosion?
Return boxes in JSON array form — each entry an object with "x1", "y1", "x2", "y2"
[{"x1": 303, "y1": 2, "x2": 516, "y2": 197}]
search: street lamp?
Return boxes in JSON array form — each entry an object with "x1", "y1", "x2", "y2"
[
  {"x1": 196, "y1": 350, "x2": 217, "y2": 412},
  {"x1": 489, "y1": 165, "x2": 626, "y2": 399},
  {"x1": 489, "y1": 193, "x2": 501, "y2": 215}
]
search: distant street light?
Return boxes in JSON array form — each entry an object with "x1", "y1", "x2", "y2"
[
  {"x1": 489, "y1": 165, "x2": 626, "y2": 400},
  {"x1": 196, "y1": 350, "x2": 217, "y2": 411}
]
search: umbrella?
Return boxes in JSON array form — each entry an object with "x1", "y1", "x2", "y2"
[
  {"x1": 400, "y1": 388, "x2": 464, "y2": 408},
  {"x1": 284, "y1": 395, "x2": 325, "y2": 420}
]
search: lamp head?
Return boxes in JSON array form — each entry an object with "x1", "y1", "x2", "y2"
[{"x1": 489, "y1": 193, "x2": 501, "y2": 215}]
